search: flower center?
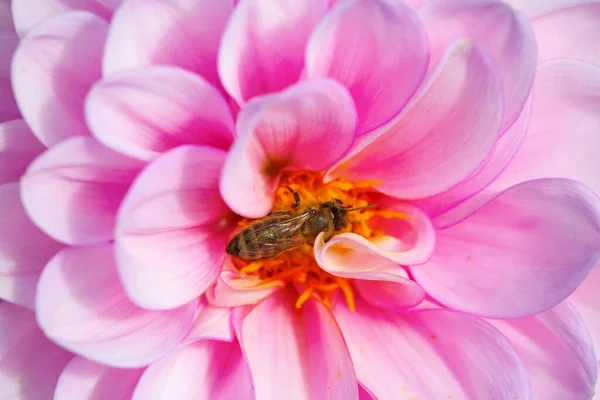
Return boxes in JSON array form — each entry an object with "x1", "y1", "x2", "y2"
[{"x1": 231, "y1": 171, "x2": 406, "y2": 311}]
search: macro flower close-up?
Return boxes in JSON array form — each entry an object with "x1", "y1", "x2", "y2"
[{"x1": 1, "y1": 0, "x2": 600, "y2": 399}]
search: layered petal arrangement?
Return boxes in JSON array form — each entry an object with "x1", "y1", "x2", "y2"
[{"x1": 1, "y1": 0, "x2": 600, "y2": 399}]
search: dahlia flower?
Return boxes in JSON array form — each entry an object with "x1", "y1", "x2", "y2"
[{"x1": 1, "y1": 0, "x2": 600, "y2": 399}]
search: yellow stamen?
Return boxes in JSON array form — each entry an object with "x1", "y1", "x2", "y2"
[{"x1": 295, "y1": 287, "x2": 313, "y2": 309}]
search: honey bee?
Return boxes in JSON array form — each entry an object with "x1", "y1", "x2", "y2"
[{"x1": 226, "y1": 188, "x2": 375, "y2": 260}]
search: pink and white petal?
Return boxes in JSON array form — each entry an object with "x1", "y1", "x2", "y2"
[
  {"x1": 221, "y1": 78, "x2": 357, "y2": 217},
  {"x1": 218, "y1": 0, "x2": 328, "y2": 104},
  {"x1": 503, "y1": 0, "x2": 598, "y2": 18},
  {"x1": 0, "y1": 30, "x2": 20, "y2": 123},
  {"x1": 55, "y1": 357, "x2": 143, "y2": 400},
  {"x1": 103, "y1": 0, "x2": 233, "y2": 90},
  {"x1": 12, "y1": 0, "x2": 116, "y2": 37},
  {"x1": 11, "y1": 11, "x2": 108, "y2": 147},
  {"x1": 0, "y1": 183, "x2": 65, "y2": 309},
  {"x1": 491, "y1": 301, "x2": 596, "y2": 400},
  {"x1": 206, "y1": 257, "x2": 283, "y2": 307},
  {"x1": 184, "y1": 297, "x2": 234, "y2": 343},
  {"x1": 306, "y1": 0, "x2": 428, "y2": 134},
  {"x1": 333, "y1": 301, "x2": 531, "y2": 400},
  {"x1": 570, "y1": 262, "x2": 600, "y2": 372},
  {"x1": 133, "y1": 340, "x2": 252, "y2": 400},
  {"x1": 0, "y1": 302, "x2": 73, "y2": 399},
  {"x1": 412, "y1": 179, "x2": 600, "y2": 319},
  {"x1": 116, "y1": 145, "x2": 235, "y2": 310},
  {"x1": 414, "y1": 95, "x2": 532, "y2": 220},
  {"x1": 419, "y1": 0, "x2": 536, "y2": 131},
  {"x1": 358, "y1": 385, "x2": 374, "y2": 400},
  {"x1": 330, "y1": 41, "x2": 503, "y2": 200},
  {"x1": 353, "y1": 272, "x2": 425, "y2": 311},
  {"x1": 491, "y1": 60, "x2": 600, "y2": 196},
  {"x1": 36, "y1": 244, "x2": 196, "y2": 368},
  {"x1": 533, "y1": 3, "x2": 600, "y2": 65},
  {"x1": 86, "y1": 66, "x2": 234, "y2": 161},
  {"x1": 0, "y1": 120, "x2": 45, "y2": 185},
  {"x1": 315, "y1": 203, "x2": 435, "y2": 278},
  {"x1": 20, "y1": 136, "x2": 144, "y2": 245},
  {"x1": 241, "y1": 290, "x2": 358, "y2": 400}
]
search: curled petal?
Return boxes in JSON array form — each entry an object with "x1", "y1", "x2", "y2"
[
  {"x1": 20, "y1": 136, "x2": 144, "y2": 245},
  {"x1": 116, "y1": 145, "x2": 235, "y2": 310},
  {"x1": 353, "y1": 272, "x2": 425, "y2": 311},
  {"x1": 12, "y1": 0, "x2": 116, "y2": 36},
  {"x1": 206, "y1": 257, "x2": 283, "y2": 307},
  {"x1": 533, "y1": 2, "x2": 600, "y2": 65},
  {"x1": 491, "y1": 301, "x2": 597, "y2": 400},
  {"x1": 103, "y1": 0, "x2": 232, "y2": 89},
  {"x1": 55, "y1": 357, "x2": 143, "y2": 400},
  {"x1": 503, "y1": 0, "x2": 592, "y2": 18},
  {"x1": 218, "y1": 0, "x2": 328, "y2": 103},
  {"x1": 333, "y1": 300, "x2": 531, "y2": 400},
  {"x1": 133, "y1": 340, "x2": 253, "y2": 400},
  {"x1": 86, "y1": 66, "x2": 234, "y2": 161},
  {"x1": 329, "y1": 41, "x2": 502, "y2": 199},
  {"x1": 0, "y1": 119, "x2": 45, "y2": 185},
  {"x1": 412, "y1": 179, "x2": 600, "y2": 319},
  {"x1": 11, "y1": 11, "x2": 107, "y2": 146},
  {"x1": 315, "y1": 202, "x2": 435, "y2": 277},
  {"x1": 418, "y1": 0, "x2": 536, "y2": 131},
  {"x1": 0, "y1": 183, "x2": 65, "y2": 309},
  {"x1": 220, "y1": 78, "x2": 357, "y2": 217},
  {"x1": 306, "y1": 0, "x2": 428, "y2": 134},
  {"x1": 0, "y1": 302, "x2": 73, "y2": 399},
  {"x1": 36, "y1": 244, "x2": 196, "y2": 368},
  {"x1": 240, "y1": 290, "x2": 358, "y2": 400},
  {"x1": 491, "y1": 59, "x2": 600, "y2": 196},
  {"x1": 184, "y1": 297, "x2": 234, "y2": 343}
]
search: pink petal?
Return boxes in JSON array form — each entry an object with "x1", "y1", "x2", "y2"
[
  {"x1": 418, "y1": 0, "x2": 536, "y2": 131},
  {"x1": 0, "y1": 183, "x2": 65, "y2": 309},
  {"x1": 133, "y1": 340, "x2": 253, "y2": 400},
  {"x1": 86, "y1": 66, "x2": 234, "y2": 161},
  {"x1": 491, "y1": 59, "x2": 600, "y2": 196},
  {"x1": 0, "y1": 119, "x2": 45, "y2": 185},
  {"x1": 503, "y1": 0, "x2": 593, "y2": 18},
  {"x1": 206, "y1": 259, "x2": 282, "y2": 307},
  {"x1": 0, "y1": 30, "x2": 20, "y2": 123},
  {"x1": 240, "y1": 290, "x2": 358, "y2": 400},
  {"x1": 411, "y1": 179, "x2": 600, "y2": 319},
  {"x1": 353, "y1": 273, "x2": 425, "y2": 311},
  {"x1": 220, "y1": 78, "x2": 357, "y2": 217},
  {"x1": 20, "y1": 136, "x2": 144, "y2": 245},
  {"x1": 333, "y1": 300, "x2": 531, "y2": 399},
  {"x1": 103, "y1": 0, "x2": 233, "y2": 90},
  {"x1": 570, "y1": 262, "x2": 600, "y2": 385},
  {"x1": 414, "y1": 95, "x2": 532, "y2": 219},
  {"x1": 116, "y1": 145, "x2": 235, "y2": 310},
  {"x1": 11, "y1": 11, "x2": 107, "y2": 147},
  {"x1": 55, "y1": 357, "x2": 143, "y2": 400},
  {"x1": 12, "y1": 0, "x2": 116, "y2": 37},
  {"x1": 184, "y1": 297, "x2": 234, "y2": 343},
  {"x1": 218, "y1": 0, "x2": 328, "y2": 104},
  {"x1": 0, "y1": 1, "x2": 14, "y2": 31},
  {"x1": 533, "y1": 3, "x2": 600, "y2": 65},
  {"x1": 305, "y1": 0, "x2": 428, "y2": 134},
  {"x1": 329, "y1": 40, "x2": 502, "y2": 199},
  {"x1": 491, "y1": 301, "x2": 597, "y2": 400},
  {"x1": 315, "y1": 202, "x2": 435, "y2": 276},
  {"x1": 0, "y1": 302, "x2": 73, "y2": 399},
  {"x1": 36, "y1": 244, "x2": 196, "y2": 368}
]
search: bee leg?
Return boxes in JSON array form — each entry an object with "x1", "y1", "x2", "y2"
[
  {"x1": 266, "y1": 211, "x2": 292, "y2": 217},
  {"x1": 287, "y1": 186, "x2": 301, "y2": 209}
]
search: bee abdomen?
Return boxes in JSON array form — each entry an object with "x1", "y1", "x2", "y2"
[{"x1": 226, "y1": 228, "x2": 262, "y2": 259}]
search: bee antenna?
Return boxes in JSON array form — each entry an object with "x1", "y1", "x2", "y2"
[{"x1": 347, "y1": 204, "x2": 377, "y2": 212}]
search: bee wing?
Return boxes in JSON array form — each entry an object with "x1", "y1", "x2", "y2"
[{"x1": 239, "y1": 211, "x2": 313, "y2": 258}]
